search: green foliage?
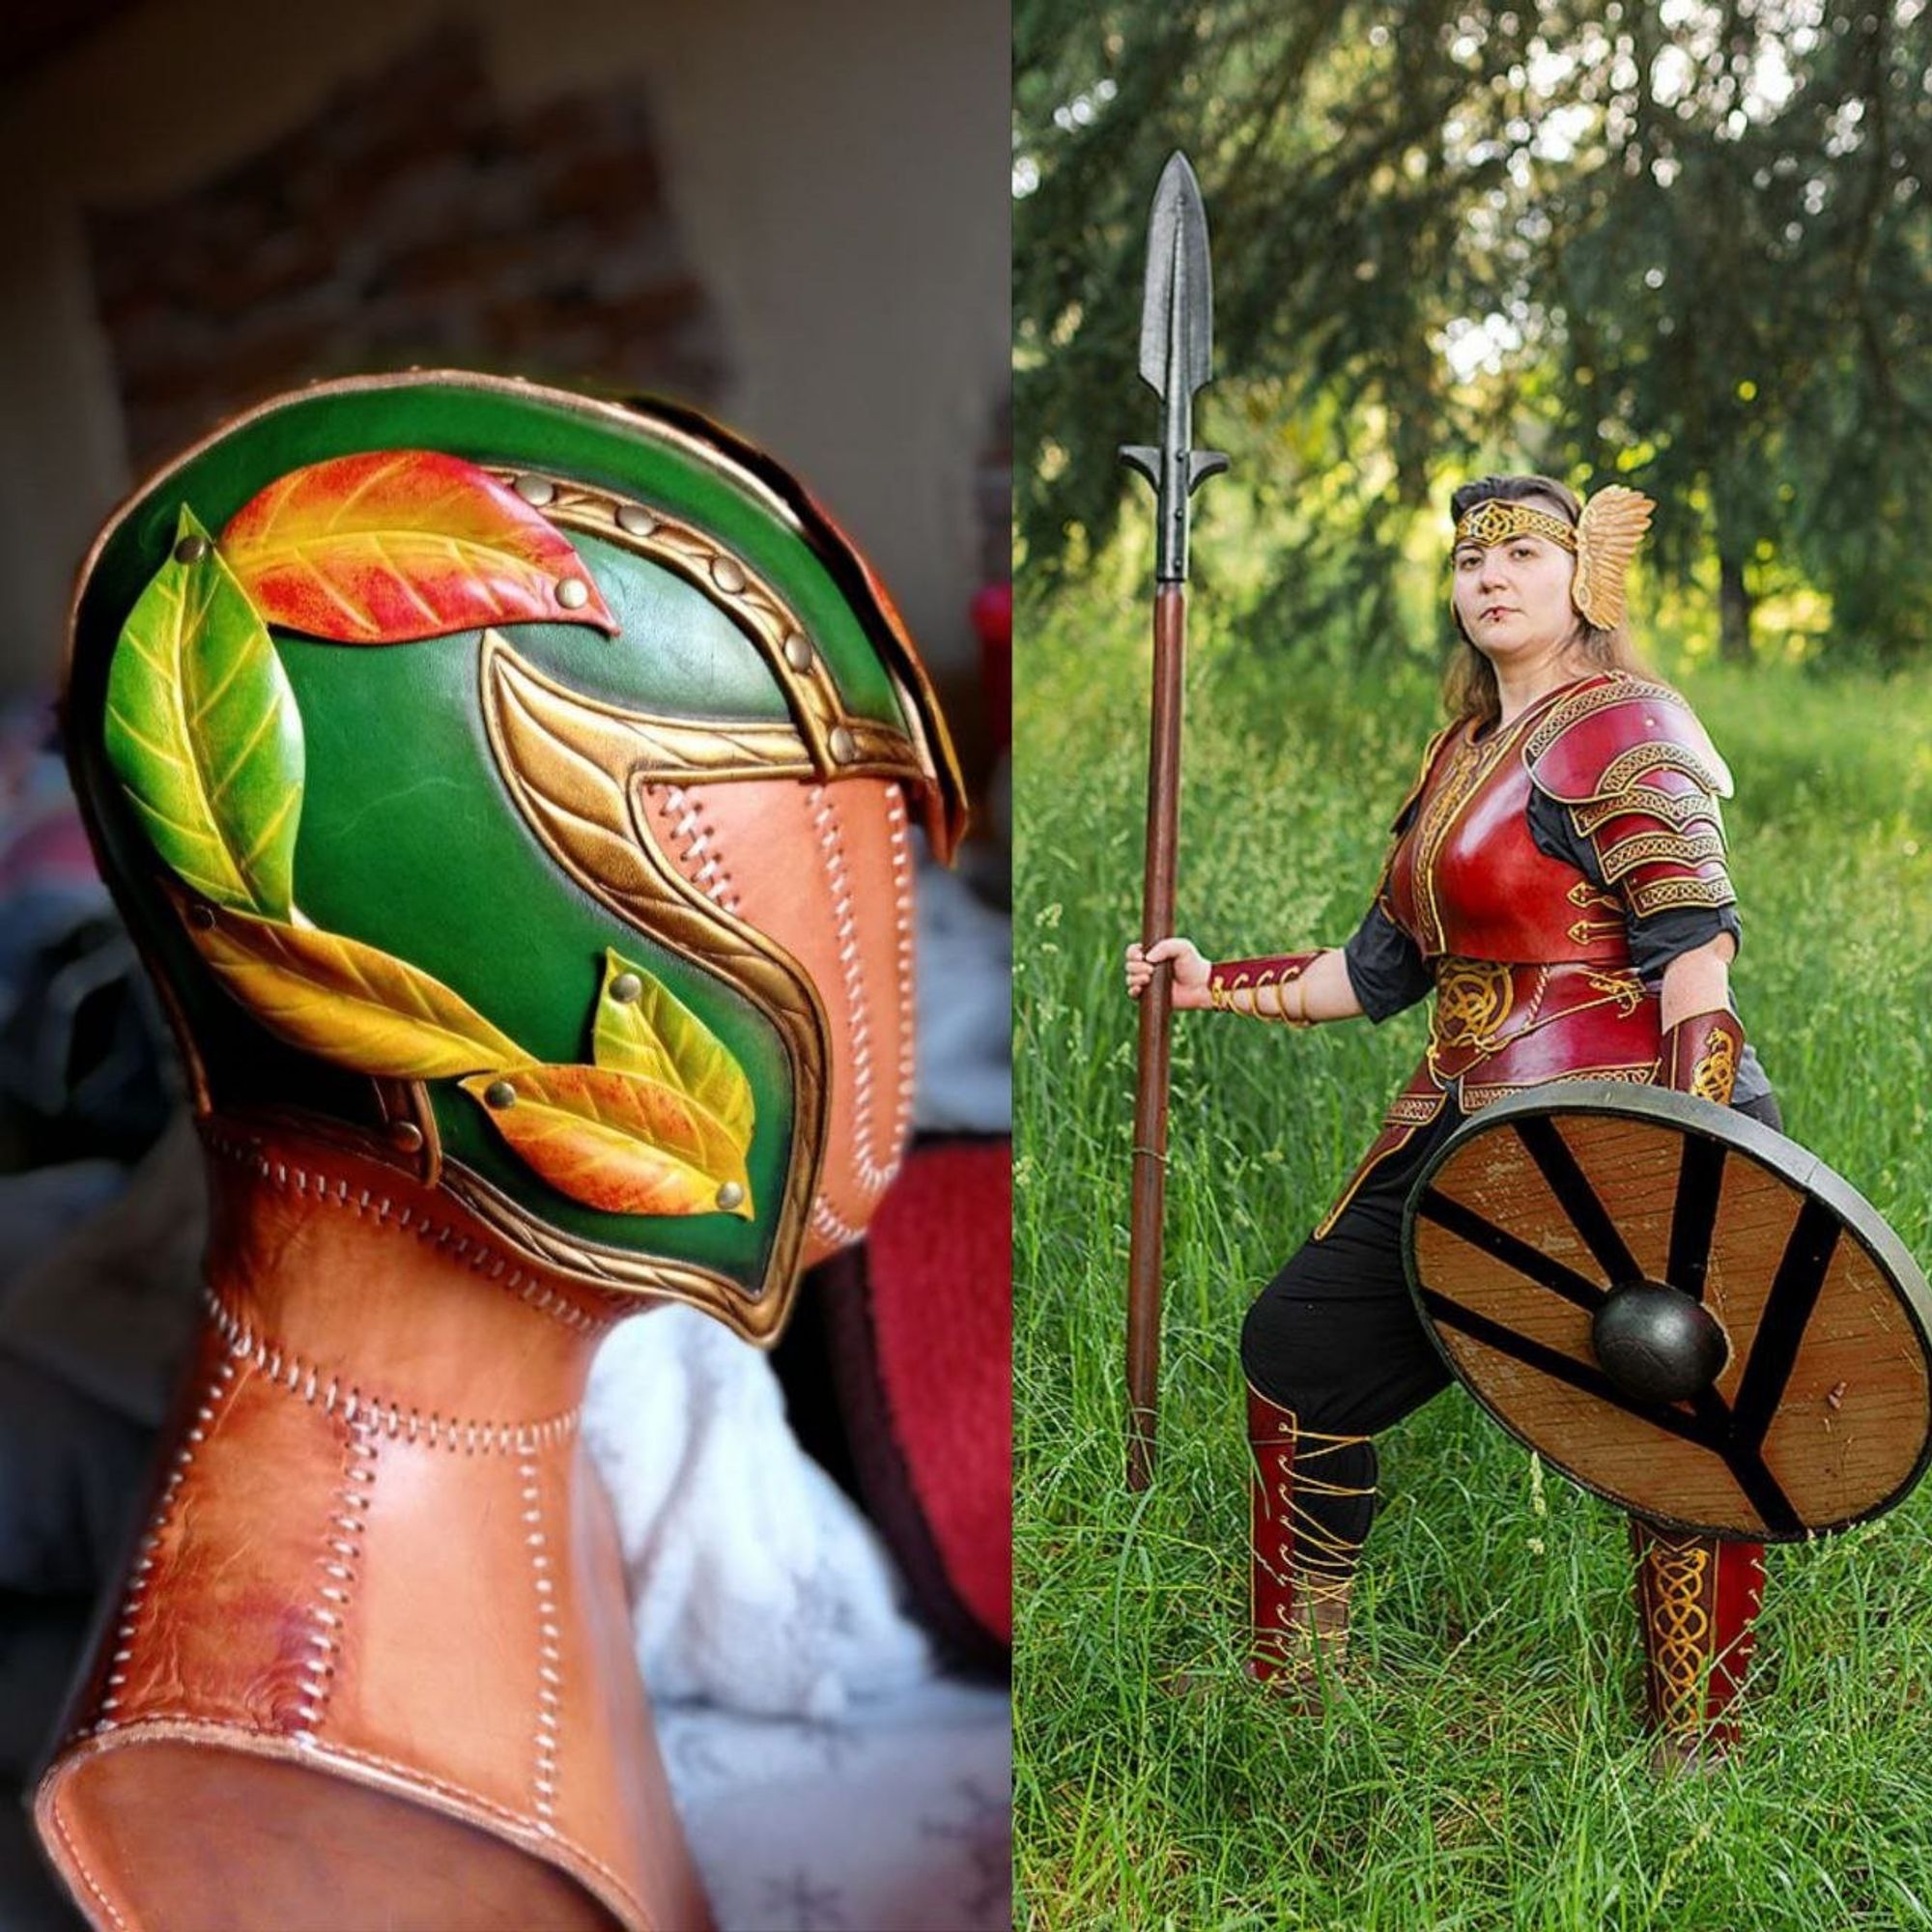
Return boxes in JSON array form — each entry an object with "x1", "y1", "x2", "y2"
[
  {"x1": 1013, "y1": 602, "x2": 1932, "y2": 1928},
  {"x1": 1016, "y1": 1, "x2": 1932, "y2": 666}
]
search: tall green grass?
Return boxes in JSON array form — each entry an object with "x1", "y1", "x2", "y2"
[{"x1": 1014, "y1": 597, "x2": 1932, "y2": 1931}]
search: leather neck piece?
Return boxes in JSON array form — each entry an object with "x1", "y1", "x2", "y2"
[{"x1": 37, "y1": 1117, "x2": 710, "y2": 1932}]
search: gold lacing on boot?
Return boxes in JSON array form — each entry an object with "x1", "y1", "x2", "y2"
[{"x1": 1246, "y1": 1383, "x2": 1373, "y2": 1692}]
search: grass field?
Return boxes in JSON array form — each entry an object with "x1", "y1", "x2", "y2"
[{"x1": 1012, "y1": 595, "x2": 1932, "y2": 1931}]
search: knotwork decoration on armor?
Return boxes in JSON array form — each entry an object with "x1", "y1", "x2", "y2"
[
  {"x1": 1636, "y1": 1534, "x2": 1713, "y2": 1736},
  {"x1": 104, "y1": 480, "x2": 763, "y2": 1229},
  {"x1": 1208, "y1": 952, "x2": 1319, "y2": 1023},
  {"x1": 1690, "y1": 1033, "x2": 1740, "y2": 1105},
  {"x1": 1403, "y1": 1082, "x2": 1932, "y2": 1540},
  {"x1": 1581, "y1": 969, "x2": 1647, "y2": 1019},
  {"x1": 1452, "y1": 500, "x2": 1577, "y2": 554},
  {"x1": 1432, "y1": 958, "x2": 1515, "y2": 1052},
  {"x1": 1627, "y1": 873, "x2": 1740, "y2": 918}
]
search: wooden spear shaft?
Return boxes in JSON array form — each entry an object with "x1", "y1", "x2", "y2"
[{"x1": 1126, "y1": 582, "x2": 1186, "y2": 1491}]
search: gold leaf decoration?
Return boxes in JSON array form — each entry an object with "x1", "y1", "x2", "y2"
[
  {"x1": 459, "y1": 1063, "x2": 753, "y2": 1218},
  {"x1": 594, "y1": 949, "x2": 755, "y2": 1147},
  {"x1": 104, "y1": 507, "x2": 303, "y2": 916},
  {"x1": 1574, "y1": 486, "x2": 1656, "y2": 629},
  {"x1": 175, "y1": 890, "x2": 523, "y2": 1077}
]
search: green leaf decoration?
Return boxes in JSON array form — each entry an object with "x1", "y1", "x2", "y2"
[
  {"x1": 103, "y1": 506, "x2": 303, "y2": 917},
  {"x1": 592, "y1": 948, "x2": 755, "y2": 1148}
]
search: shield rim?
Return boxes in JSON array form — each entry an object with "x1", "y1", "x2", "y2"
[{"x1": 1400, "y1": 1079, "x2": 1932, "y2": 1542}]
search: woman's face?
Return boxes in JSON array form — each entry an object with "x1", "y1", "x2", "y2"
[{"x1": 1451, "y1": 502, "x2": 1579, "y2": 663}]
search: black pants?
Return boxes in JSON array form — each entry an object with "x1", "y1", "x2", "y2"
[{"x1": 1240, "y1": 1087, "x2": 1784, "y2": 1566}]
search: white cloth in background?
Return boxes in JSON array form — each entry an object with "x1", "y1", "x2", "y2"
[
  {"x1": 913, "y1": 855, "x2": 1011, "y2": 1134},
  {"x1": 658, "y1": 1678, "x2": 1011, "y2": 1932},
  {"x1": 583, "y1": 1305, "x2": 933, "y2": 1719}
]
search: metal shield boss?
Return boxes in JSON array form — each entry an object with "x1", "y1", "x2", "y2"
[{"x1": 1402, "y1": 1082, "x2": 1932, "y2": 1541}]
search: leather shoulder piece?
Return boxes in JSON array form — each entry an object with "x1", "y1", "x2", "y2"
[
  {"x1": 1525, "y1": 676, "x2": 1737, "y2": 920},
  {"x1": 1388, "y1": 723, "x2": 1461, "y2": 834},
  {"x1": 1523, "y1": 675, "x2": 1734, "y2": 808}
]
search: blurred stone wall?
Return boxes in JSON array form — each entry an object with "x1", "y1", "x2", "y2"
[{"x1": 0, "y1": 0, "x2": 1009, "y2": 775}]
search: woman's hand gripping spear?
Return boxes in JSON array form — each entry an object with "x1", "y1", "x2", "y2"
[{"x1": 1119, "y1": 153, "x2": 1228, "y2": 1489}]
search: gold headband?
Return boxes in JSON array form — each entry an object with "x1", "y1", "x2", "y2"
[
  {"x1": 1450, "y1": 487, "x2": 1655, "y2": 629},
  {"x1": 1452, "y1": 500, "x2": 1577, "y2": 553}
]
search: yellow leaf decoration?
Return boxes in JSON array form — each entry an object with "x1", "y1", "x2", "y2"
[
  {"x1": 459, "y1": 1063, "x2": 754, "y2": 1218},
  {"x1": 593, "y1": 949, "x2": 755, "y2": 1147},
  {"x1": 174, "y1": 890, "x2": 523, "y2": 1078}
]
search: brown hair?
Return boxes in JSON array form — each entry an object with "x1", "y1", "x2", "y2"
[{"x1": 1443, "y1": 472, "x2": 1649, "y2": 729}]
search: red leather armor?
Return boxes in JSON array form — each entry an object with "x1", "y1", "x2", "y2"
[
  {"x1": 1663, "y1": 1009, "x2": 1746, "y2": 1106},
  {"x1": 1317, "y1": 671, "x2": 1738, "y2": 1236},
  {"x1": 1631, "y1": 1520, "x2": 1766, "y2": 1760},
  {"x1": 1208, "y1": 951, "x2": 1321, "y2": 1021}
]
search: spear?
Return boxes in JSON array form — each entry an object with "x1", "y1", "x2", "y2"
[{"x1": 1119, "y1": 152, "x2": 1228, "y2": 1490}]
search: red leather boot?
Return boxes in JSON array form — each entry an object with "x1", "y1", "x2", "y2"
[
  {"x1": 1246, "y1": 1385, "x2": 1370, "y2": 1691},
  {"x1": 1631, "y1": 1520, "x2": 1767, "y2": 1771}
]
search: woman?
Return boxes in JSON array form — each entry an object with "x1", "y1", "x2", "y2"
[{"x1": 1124, "y1": 473, "x2": 1778, "y2": 1767}]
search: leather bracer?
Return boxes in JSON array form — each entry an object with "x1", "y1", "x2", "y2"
[
  {"x1": 1208, "y1": 952, "x2": 1321, "y2": 1023},
  {"x1": 1662, "y1": 1009, "x2": 1746, "y2": 1105}
]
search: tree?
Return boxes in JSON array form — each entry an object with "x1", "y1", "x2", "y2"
[{"x1": 1016, "y1": 0, "x2": 1932, "y2": 664}]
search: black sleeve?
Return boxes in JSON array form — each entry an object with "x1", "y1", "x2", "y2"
[
  {"x1": 1342, "y1": 900, "x2": 1434, "y2": 1023},
  {"x1": 1524, "y1": 785, "x2": 1743, "y2": 980}
]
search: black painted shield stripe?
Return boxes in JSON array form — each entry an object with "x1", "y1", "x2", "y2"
[
  {"x1": 1729, "y1": 1197, "x2": 1843, "y2": 1450},
  {"x1": 1721, "y1": 1443, "x2": 1804, "y2": 1538},
  {"x1": 1667, "y1": 1135, "x2": 1728, "y2": 1302},
  {"x1": 1416, "y1": 1189, "x2": 1605, "y2": 1312},
  {"x1": 1513, "y1": 1116, "x2": 1642, "y2": 1285},
  {"x1": 1419, "y1": 1290, "x2": 1723, "y2": 1450}
]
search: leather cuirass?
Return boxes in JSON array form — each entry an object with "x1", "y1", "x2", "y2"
[{"x1": 1382, "y1": 699, "x2": 1630, "y2": 970}]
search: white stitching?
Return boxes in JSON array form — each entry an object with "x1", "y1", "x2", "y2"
[
  {"x1": 810, "y1": 1198, "x2": 866, "y2": 1249},
  {"x1": 810, "y1": 783, "x2": 889, "y2": 1192},
  {"x1": 294, "y1": 1419, "x2": 376, "y2": 1736},
  {"x1": 520, "y1": 1461, "x2": 563, "y2": 1828},
  {"x1": 201, "y1": 1290, "x2": 582, "y2": 1456},
  {"x1": 883, "y1": 782, "x2": 916, "y2": 1177},
  {"x1": 660, "y1": 782, "x2": 739, "y2": 912},
  {"x1": 202, "y1": 1129, "x2": 615, "y2": 1338},
  {"x1": 93, "y1": 1353, "x2": 237, "y2": 1729}
]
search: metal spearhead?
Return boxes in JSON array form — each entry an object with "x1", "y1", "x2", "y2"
[{"x1": 1121, "y1": 152, "x2": 1229, "y2": 582}]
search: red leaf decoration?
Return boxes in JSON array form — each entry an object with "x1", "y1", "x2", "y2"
[{"x1": 220, "y1": 450, "x2": 617, "y2": 644}]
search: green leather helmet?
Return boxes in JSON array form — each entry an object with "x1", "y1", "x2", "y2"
[{"x1": 65, "y1": 371, "x2": 966, "y2": 1341}]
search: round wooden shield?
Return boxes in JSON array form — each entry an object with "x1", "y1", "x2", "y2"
[{"x1": 1402, "y1": 1082, "x2": 1932, "y2": 1541}]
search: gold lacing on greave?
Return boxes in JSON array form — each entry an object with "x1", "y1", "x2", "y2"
[{"x1": 1249, "y1": 1397, "x2": 1373, "y2": 1666}]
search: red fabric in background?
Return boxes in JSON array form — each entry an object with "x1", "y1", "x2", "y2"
[
  {"x1": 864, "y1": 1139, "x2": 1012, "y2": 1645},
  {"x1": 971, "y1": 583, "x2": 1011, "y2": 754}
]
